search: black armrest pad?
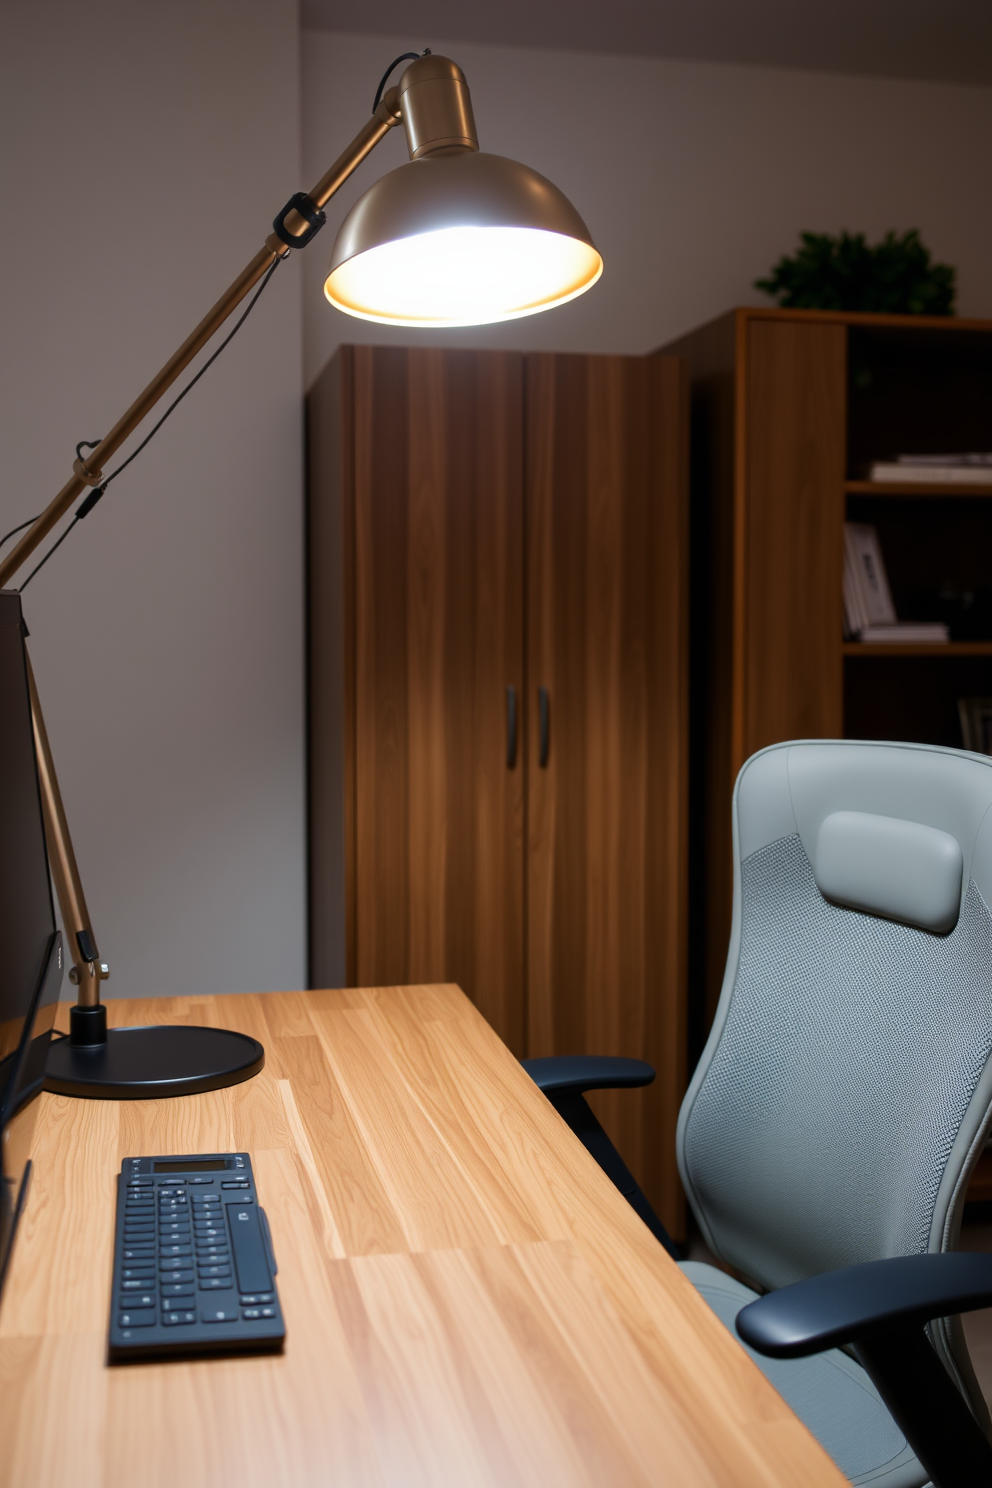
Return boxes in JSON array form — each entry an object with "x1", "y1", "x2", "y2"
[
  {"x1": 522, "y1": 1055, "x2": 655, "y2": 1095},
  {"x1": 737, "y1": 1252, "x2": 992, "y2": 1358}
]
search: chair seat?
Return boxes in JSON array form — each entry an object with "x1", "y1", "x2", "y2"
[{"x1": 680, "y1": 1262, "x2": 928, "y2": 1486}]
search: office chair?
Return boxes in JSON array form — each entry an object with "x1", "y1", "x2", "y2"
[{"x1": 525, "y1": 740, "x2": 992, "y2": 1488}]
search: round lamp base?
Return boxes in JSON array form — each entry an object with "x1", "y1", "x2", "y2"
[{"x1": 44, "y1": 1025, "x2": 264, "y2": 1100}]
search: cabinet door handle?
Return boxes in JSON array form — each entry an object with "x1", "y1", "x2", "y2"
[
  {"x1": 538, "y1": 686, "x2": 550, "y2": 768},
  {"x1": 506, "y1": 685, "x2": 518, "y2": 768}
]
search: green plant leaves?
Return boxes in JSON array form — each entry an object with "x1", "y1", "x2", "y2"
[{"x1": 755, "y1": 230, "x2": 955, "y2": 315}]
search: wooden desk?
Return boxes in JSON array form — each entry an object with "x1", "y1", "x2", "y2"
[{"x1": 0, "y1": 987, "x2": 844, "y2": 1487}]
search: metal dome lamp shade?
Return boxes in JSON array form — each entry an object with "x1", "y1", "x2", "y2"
[{"x1": 324, "y1": 55, "x2": 603, "y2": 327}]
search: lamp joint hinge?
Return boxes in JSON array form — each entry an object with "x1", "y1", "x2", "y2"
[
  {"x1": 72, "y1": 457, "x2": 104, "y2": 486},
  {"x1": 272, "y1": 192, "x2": 326, "y2": 251}
]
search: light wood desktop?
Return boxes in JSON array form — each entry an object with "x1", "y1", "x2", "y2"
[{"x1": 0, "y1": 987, "x2": 844, "y2": 1487}]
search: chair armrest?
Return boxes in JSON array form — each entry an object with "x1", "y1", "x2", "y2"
[
  {"x1": 737, "y1": 1254, "x2": 992, "y2": 1485},
  {"x1": 736, "y1": 1252, "x2": 992, "y2": 1358},
  {"x1": 521, "y1": 1054, "x2": 678, "y2": 1258},
  {"x1": 521, "y1": 1055, "x2": 655, "y2": 1095}
]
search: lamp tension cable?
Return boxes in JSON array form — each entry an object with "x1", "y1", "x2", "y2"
[{"x1": 17, "y1": 255, "x2": 282, "y2": 593}]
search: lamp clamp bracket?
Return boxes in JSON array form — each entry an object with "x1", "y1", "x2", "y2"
[
  {"x1": 272, "y1": 192, "x2": 326, "y2": 250},
  {"x1": 72, "y1": 457, "x2": 104, "y2": 486}
]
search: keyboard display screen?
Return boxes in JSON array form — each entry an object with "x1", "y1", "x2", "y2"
[{"x1": 152, "y1": 1158, "x2": 228, "y2": 1173}]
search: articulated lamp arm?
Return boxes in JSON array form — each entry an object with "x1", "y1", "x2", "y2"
[{"x1": 0, "y1": 89, "x2": 403, "y2": 594}]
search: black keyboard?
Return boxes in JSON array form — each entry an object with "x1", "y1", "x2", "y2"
[{"x1": 109, "y1": 1153, "x2": 285, "y2": 1361}]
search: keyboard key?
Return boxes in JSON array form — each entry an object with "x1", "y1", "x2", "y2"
[
  {"x1": 226, "y1": 1203, "x2": 270, "y2": 1293},
  {"x1": 128, "y1": 1177, "x2": 154, "y2": 1187},
  {"x1": 201, "y1": 1307, "x2": 238, "y2": 1322},
  {"x1": 198, "y1": 1265, "x2": 231, "y2": 1278},
  {"x1": 239, "y1": 1293, "x2": 274, "y2": 1305},
  {"x1": 221, "y1": 1180, "x2": 249, "y2": 1189},
  {"x1": 158, "y1": 1177, "x2": 186, "y2": 1186},
  {"x1": 242, "y1": 1307, "x2": 261, "y2": 1319},
  {"x1": 162, "y1": 1311, "x2": 197, "y2": 1326},
  {"x1": 260, "y1": 1307, "x2": 277, "y2": 1318},
  {"x1": 199, "y1": 1277, "x2": 234, "y2": 1290},
  {"x1": 158, "y1": 1245, "x2": 192, "y2": 1257},
  {"x1": 121, "y1": 1291, "x2": 155, "y2": 1307},
  {"x1": 122, "y1": 1269, "x2": 156, "y2": 1282},
  {"x1": 186, "y1": 1177, "x2": 214, "y2": 1185},
  {"x1": 161, "y1": 1291, "x2": 194, "y2": 1308},
  {"x1": 161, "y1": 1281, "x2": 196, "y2": 1297},
  {"x1": 123, "y1": 1248, "x2": 155, "y2": 1262},
  {"x1": 161, "y1": 1268, "x2": 194, "y2": 1284},
  {"x1": 121, "y1": 1280, "x2": 155, "y2": 1293},
  {"x1": 119, "y1": 1309, "x2": 155, "y2": 1327}
]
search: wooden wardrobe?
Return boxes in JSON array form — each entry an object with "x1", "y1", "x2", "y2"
[{"x1": 307, "y1": 345, "x2": 689, "y2": 1235}]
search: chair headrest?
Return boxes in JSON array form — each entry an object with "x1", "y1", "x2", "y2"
[
  {"x1": 735, "y1": 741, "x2": 992, "y2": 935},
  {"x1": 813, "y1": 810, "x2": 963, "y2": 933}
]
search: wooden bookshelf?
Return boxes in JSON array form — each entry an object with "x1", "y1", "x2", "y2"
[{"x1": 657, "y1": 308, "x2": 992, "y2": 1060}]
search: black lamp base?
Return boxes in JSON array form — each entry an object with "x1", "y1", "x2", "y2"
[{"x1": 44, "y1": 1021, "x2": 264, "y2": 1100}]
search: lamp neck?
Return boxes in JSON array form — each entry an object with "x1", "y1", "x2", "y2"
[{"x1": 398, "y1": 55, "x2": 479, "y2": 159}]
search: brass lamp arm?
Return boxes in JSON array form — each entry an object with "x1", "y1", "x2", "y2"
[{"x1": 0, "y1": 89, "x2": 402, "y2": 593}]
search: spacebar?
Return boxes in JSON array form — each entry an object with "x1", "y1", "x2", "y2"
[{"x1": 226, "y1": 1201, "x2": 271, "y2": 1294}]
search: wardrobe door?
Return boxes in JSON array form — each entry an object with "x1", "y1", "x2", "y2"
[
  {"x1": 526, "y1": 353, "x2": 689, "y2": 1234},
  {"x1": 350, "y1": 347, "x2": 526, "y2": 1054}
]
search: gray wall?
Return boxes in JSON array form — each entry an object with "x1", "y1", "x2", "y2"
[
  {"x1": 302, "y1": 30, "x2": 992, "y2": 383},
  {"x1": 0, "y1": 0, "x2": 306, "y2": 997}
]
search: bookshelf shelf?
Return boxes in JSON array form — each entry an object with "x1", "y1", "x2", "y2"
[
  {"x1": 845, "y1": 480, "x2": 992, "y2": 499},
  {"x1": 843, "y1": 642, "x2": 992, "y2": 657}
]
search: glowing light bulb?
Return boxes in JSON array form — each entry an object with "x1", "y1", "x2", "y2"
[{"x1": 325, "y1": 225, "x2": 603, "y2": 328}]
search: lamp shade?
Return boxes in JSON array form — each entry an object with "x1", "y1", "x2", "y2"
[{"x1": 323, "y1": 150, "x2": 603, "y2": 328}]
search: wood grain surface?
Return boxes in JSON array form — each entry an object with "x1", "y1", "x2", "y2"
[
  {"x1": 525, "y1": 354, "x2": 689, "y2": 1239},
  {"x1": 0, "y1": 990, "x2": 844, "y2": 1488},
  {"x1": 347, "y1": 348, "x2": 526, "y2": 1051},
  {"x1": 742, "y1": 319, "x2": 847, "y2": 758},
  {"x1": 659, "y1": 311, "x2": 847, "y2": 1031}
]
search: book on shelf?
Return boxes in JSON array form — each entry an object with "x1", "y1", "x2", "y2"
[
  {"x1": 843, "y1": 523, "x2": 895, "y2": 636},
  {"x1": 958, "y1": 697, "x2": 992, "y2": 755},
  {"x1": 858, "y1": 623, "x2": 949, "y2": 644},
  {"x1": 842, "y1": 523, "x2": 950, "y2": 644},
  {"x1": 864, "y1": 453, "x2": 992, "y2": 486}
]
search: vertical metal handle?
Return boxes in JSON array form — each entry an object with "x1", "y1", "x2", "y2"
[
  {"x1": 538, "y1": 686, "x2": 550, "y2": 768},
  {"x1": 506, "y1": 685, "x2": 517, "y2": 768}
]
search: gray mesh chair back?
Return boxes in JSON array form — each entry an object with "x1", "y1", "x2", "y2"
[{"x1": 677, "y1": 739, "x2": 992, "y2": 1429}]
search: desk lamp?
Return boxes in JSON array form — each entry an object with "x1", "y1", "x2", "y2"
[{"x1": 0, "y1": 52, "x2": 602, "y2": 1099}]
